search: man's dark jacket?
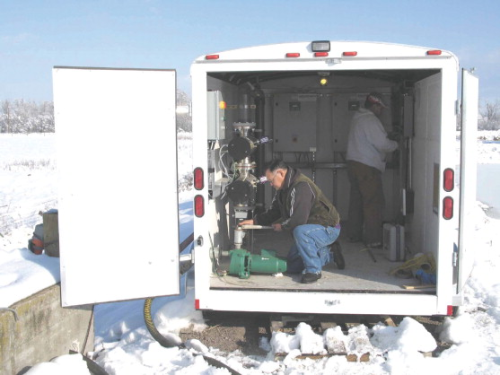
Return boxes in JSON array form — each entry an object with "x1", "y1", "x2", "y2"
[{"x1": 254, "y1": 167, "x2": 340, "y2": 231}]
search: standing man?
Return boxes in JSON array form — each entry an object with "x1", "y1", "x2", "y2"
[
  {"x1": 346, "y1": 92, "x2": 398, "y2": 247},
  {"x1": 239, "y1": 160, "x2": 342, "y2": 283}
]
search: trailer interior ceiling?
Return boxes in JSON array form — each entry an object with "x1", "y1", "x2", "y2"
[{"x1": 208, "y1": 69, "x2": 440, "y2": 88}]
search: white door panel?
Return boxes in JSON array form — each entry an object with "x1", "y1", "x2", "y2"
[{"x1": 53, "y1": 67, "x2": 180, "y2": 306}]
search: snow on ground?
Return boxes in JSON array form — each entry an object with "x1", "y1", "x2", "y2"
[{"x1": 1, "y1": 132, "x2": 500, "y2": 374}]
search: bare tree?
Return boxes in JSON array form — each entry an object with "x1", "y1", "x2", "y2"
[
  {"x1": 176, "y1": 89, "x2": 192, "y2": 132},
  {"x1": 0, "y1": 100, "x2": 12, "y2": 133},
  {"x1": 479, "y1": 100, "x2": 500, "y2": 130}
]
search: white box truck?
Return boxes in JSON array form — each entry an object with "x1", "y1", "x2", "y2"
[{"x1": 52, "y1": 40, "x2": 478, "y2": 319}]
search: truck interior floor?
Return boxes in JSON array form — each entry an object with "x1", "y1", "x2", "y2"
[{"x1": 211, "y1": 229, "x2": 434, "y2": 294}]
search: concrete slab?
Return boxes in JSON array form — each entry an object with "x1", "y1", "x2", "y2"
[{"x1": 0, "y1": 284, "x2": 94, "y2": 375}]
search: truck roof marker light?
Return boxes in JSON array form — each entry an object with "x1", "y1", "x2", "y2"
[
  {"x1": 314, "y1": 52, "x2": 329, "y2": 57},
  {"x1": 343, "y1": 51, "x2": 358, "y2": 57},
  {"x1": 205, "y1": 54, "x2": 219, "y2": 60},
  {"x1": 194, "y1": 167, "x2": 204, "y2": 190},
  {"x1": 311, "y1": 40, "x2": 330, "y2": 52},
  {"x1": 427, "y1": 50, "x2": 442, "y2": 56},
  {"x1": 286, "y1": 53, "x2": 300, "y2": 58},
  {"x1": 194, "y1": 195, "x2": 205, "y2": 217},
  {"x1": 443, "y1": 196, "x2": 453, "y2": 220},
  {"x1": 444, "y1": 168, "x2": 454, "y2": 192}
]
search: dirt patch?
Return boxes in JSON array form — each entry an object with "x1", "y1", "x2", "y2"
[{"x1": 179, "y1": 311, "x2": 270, "y2": 355}]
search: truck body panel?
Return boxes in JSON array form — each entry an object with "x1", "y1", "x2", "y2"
[{"x1": 457, "y1": 69, "x2": 479, "y2": 300}]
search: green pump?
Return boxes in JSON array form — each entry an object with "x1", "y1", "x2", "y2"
[{"x1": 228, "y1": 249, "x2": 287, "y2": 279}]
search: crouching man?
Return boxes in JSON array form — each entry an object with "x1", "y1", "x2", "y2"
[{"x1": 239, "y1": 160, "x2": 342, "y2": 283}]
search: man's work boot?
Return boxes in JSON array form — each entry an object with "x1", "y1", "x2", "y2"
[{"x1": 301, "y1": 272, "x2": 322, "y2": 283}]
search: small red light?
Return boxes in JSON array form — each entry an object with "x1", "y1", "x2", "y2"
[
  {"x1": 427, "y1": 50, "x2": 442, "y2": 56},
  {"x1": 343, "y1": 51, "x2": 358, "y2": 56},
  {"x1": 314, "y1": 52, "x2": 329, "y2": 57},
  {"x1": 286, "y1": 53, "x2": 300, "y2": 58},
  {"x1": 444, "y1": 168, "x2": 454, "y2": 192},
  {"x1": 447, "y1": 305, "x2": 455, "y2": 316},
  {"x1": 195, "y1": 299, "x2": 200, "y2": 310},
  {"x1": 194, "y1": 195, "x2": 204, "y2": 217},
  {"x1": 194, "y1": 167, "x2": 204, "y2": 190},
  {"x1": 205, "y1": 54, "x2": 219, "y2": 60},
  {"x1": 443, "y1": 197, "x2": 453, "y2": 219}
]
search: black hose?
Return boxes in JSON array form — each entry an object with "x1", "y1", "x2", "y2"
[
  {"x1": 143, "y1": 297, "x2": 185, "y2": 348},
  {"x1": 143, "y1": 297, "x2": 241, "y2": 374},
  {"x1": 143, "y1": 233, "x2": 241, "y2": 374},
  {"x1": 69, "y1": 350, "x2": 110, "y2": 375},
  {"x1": 143, "y1": 232, "x2": 195, "y2": 348}
]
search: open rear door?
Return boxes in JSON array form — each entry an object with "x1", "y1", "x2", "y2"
[
  {"x1": 457, "y1": 68, "x2": 478, "y2": 294},
  {"x1": 53, "y1": 67, "x2": 180, "y2": 306}
]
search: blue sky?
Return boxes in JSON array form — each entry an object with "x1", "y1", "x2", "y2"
[{"x1": 1, "y1": 0, "x2": 499, "y2": 103}]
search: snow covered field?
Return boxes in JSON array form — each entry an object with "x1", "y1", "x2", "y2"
[{"x1": 1, "y1": 132, "x2": 500, "y2": 374}]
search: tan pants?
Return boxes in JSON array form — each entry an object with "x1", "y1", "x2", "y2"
[{"x1": 347, "y1": 161, "x2": 385, "y2": 244}]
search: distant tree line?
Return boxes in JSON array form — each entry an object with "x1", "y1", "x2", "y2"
[
  {"x1": 3, "y1": 93, "x2": 495, "y2": 133},
  {"x1": 0, "y1": 90, "x2": 192, "y2": 133},
  {"x1": 0, "y1": 100, "x2": 54, "y2": 133}
]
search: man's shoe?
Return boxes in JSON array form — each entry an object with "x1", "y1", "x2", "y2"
[
  {"x1": 301, "y1": 272, "x2": 322, "y2": 283},
  {"x1": 331, "y1": 243, "x2": 345, "y2": 270}
]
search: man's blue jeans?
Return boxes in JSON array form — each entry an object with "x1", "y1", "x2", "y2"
[{"x1": 287, "y1": 224, "x2": 341, "y2": 274}]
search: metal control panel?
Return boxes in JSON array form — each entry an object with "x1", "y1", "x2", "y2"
[
  {"x1": 207, "y1": 90, "x2": 226, "y2": 140},
  {"x1": 272, "y1": 94, "x2": 317, "y2": 152}
]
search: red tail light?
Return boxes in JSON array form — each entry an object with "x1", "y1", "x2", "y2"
[
  {"x1": 205, "y1": 54, "x2": 219, "y2": 60},
  {"x1": 343, "y1": 51, "x2": 358, "y2": 56},
  {"x1": 194, "y1": 195, "x2": 204, "y2": 217},
  {"x1": 427, "y1": 50, "x2": 442, "y2": 56},
  {"x1": 195, "y1": 299, "x2": 200, "y2": 310},
  {"x1": 194, "y1": 167, "x2": 204, "y2": 190},
  {"x1": 286, "y1": 53, "x2": 300, "y2": 58},
  {"x1": 443, "y1": 197, "x2": 453, "y2": 219},
  {"x1": 443, "y1": 168, "x2": 454, "y2": 192},
  {"x1": 447, "y1": 305, "x2": 455, "y2": 316}
]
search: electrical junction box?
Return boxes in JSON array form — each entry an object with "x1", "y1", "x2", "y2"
[
  {"x1": 207, "y1": 91, "x2": 226, "y2": 140},
  {"x1": 273, "y1": 94, "x2": 317, "y2": 152}
]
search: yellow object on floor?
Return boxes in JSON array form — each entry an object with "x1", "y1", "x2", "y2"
[{"x1": 389, "y1": 253, "x2": 436, "y2": 276}]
